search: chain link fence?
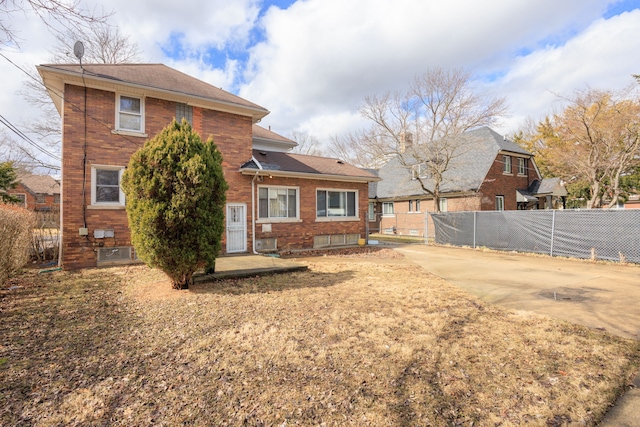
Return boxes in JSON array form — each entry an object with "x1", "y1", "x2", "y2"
[{"x1": 431, "y1": 210, "x2": 640, "y2": 263}]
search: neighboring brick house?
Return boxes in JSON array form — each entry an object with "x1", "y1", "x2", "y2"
[
  {"x1": 370, "y1": 127, "x2": 567, "y2": 237},
  {"x1": 8, "y1": 173, "x2": 60, "y2": 211},
  {"x1": 38, "y1": 63, "x2": 378, "y2": 269}
]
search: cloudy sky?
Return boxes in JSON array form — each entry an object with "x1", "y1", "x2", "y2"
[{"x1": 1, "y1": 0, "x2": 640, "y2": 165}]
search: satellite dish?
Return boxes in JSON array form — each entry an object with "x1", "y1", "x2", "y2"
[{"x1": 73, "y1": 41, "x2": 84, "y2": 61}]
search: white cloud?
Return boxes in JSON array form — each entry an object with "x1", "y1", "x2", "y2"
[
  {"x1": 495, "y1": 9, "x2": 640, "y2": 133},
  {"x1": 239, "y1": 0, "x2": 619, "y2": 142}
]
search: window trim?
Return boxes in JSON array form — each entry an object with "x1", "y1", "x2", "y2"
[
  {"x1": 382, "y1": 201, "x2": 394, "y2": 216},
  {"x1": 91, "y1": 165, "x2": 126, "y2": 207},
  {"x1": 257, "y1": 185, "x2": 300, "y2": 222},
  {"x1": 503, "y1": 155, "x2": 512, "y2": 174},
  {"x1": 115, "y1": 93, "x2": 145, "y2": 134},
  {"x1": 35, "y1": 193, "x2": 46, "y2": 204},
  {"x1": 316, "y1": 188, "x2": 359, "y2": 221},
  {"x1": 495, "y1": 195, "x2": 505, "y2": 211},
  {"x1": 368, "y1": 202, "x2": 375, "y2": 221},
  {"x1": 439, "y1": 197, "x2": 448, "y2": 212},
  {"x1": 518, "y1": 157, "x2": 527, "y2": 175}
]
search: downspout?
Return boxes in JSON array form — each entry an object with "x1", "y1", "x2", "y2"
[{"x1": 251, "y1": 171, "x2": 260, "y2": 254}]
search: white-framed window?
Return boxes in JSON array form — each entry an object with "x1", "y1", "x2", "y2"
[
  {"x1": 415, "y1": 200, "x2": 420, "y2": 212},
  {"x1": 495, "y1": 195, "x2": 504, "y2": 211},
  {"x1": 518, "y1": 158, "x2": 527, "y2": 175},
  {"x1": 258, "y1": 186, "x2": 299, "y2": 219},
  {"x1": 91, "y1": 166, "x2": 125, "y2": 206},
  {"x1": 408, "y1": 200, "x2": 413, "y2": 212},
  {"x1": 382, "y1": 202, "x2": 394, "y2": 215},
  {"x1": 439, "y1": 197, "x2": 448, "y2": 212},
  {"x1": 503, "y1": 155, "x2": 511, "y2": 174},
  {"x1": 317, "y1": 189, "x2": 357, "y2": 218},
  {"x1": 368, "y1": 202, "x2": 375, "y2": 221},
  {"x1": 116, "y1": 94, "x2": 144, "y2": 133}
]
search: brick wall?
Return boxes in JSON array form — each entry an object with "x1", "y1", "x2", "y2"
[
  {"x1": 60, "y1": 84, "x2": 254, "y2": 269},
  {"x1": 254, "y1": 176, "x2": 368, "y2": 250},
  {"x1": 478, "y1": 155, "x2": 539, "y2": 210}
]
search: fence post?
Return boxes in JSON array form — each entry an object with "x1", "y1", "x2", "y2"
[
  {"x1": 424, "y1": 211, "x2": 428, "y2": 245},
  {"x1": 550, "y1": 210, "x2": 556, "y2": 257},
  {"x1": 473, "y1": 211, "x2": 477, "y2": 249}
]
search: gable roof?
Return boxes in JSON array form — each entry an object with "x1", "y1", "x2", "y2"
[
  {"x1": 241, "y1": 150, "x2": 380, "y2": 183},
  {"x1": 37, "y1": 63, "x2": 269, "y2": 122},
  {"x1": 374, "y1": 127, "x2": 533, "y2": 199},
  {"x1": 17, "y1": 174, "x2": 60, "y2": 195},
  {"x1": 252, "y1": 125, "x2": 297, "y2": 152}
]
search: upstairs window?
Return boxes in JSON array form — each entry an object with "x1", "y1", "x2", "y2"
[
  {"x1": 368, "y1": 202, "x2": 375, "y2": 220},
  {"x1": 439, "y1": 198, "x2": 448, "y2": 212},
  {"x1": 117, "y1": 94, "x2": 144, "y2": 133},
  {"x1": 411, "y1": 163, "x2": 431, "y2": 180},
  {"x1": 495, "y1": 195, "x2": 504, "y2": 211},
  {"x1": 518, "y1": 158, "x2": 527, "y2": 175},
  {"x1": 503, "y1": 155, "x2": 511, "y2": 174}
]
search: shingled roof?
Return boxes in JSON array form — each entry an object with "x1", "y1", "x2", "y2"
[
  {"x1": 17, "y1": 174, "x2": 60, "y2": 195},
  {"x1": 37, "y1": 63, "x2": 269, "y2": 121},
  {"x1": 241, "y1": 150, "x2": 379, "y2": 182},
  {"x1": 374, "y1": 127, "x2": 532, "y2": 199}
]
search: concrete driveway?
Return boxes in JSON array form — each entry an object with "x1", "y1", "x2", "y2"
[{"x1": 394, "y1": 244, "x2": 640, "y2": 340}]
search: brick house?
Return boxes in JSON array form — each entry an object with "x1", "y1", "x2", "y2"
[
  {"x1": 8, "y1": 173, "x2": 60, "y2": 211},
  {"x1": 369, "y1": 127, "x2": 566, "y2": 237},
  {"x1": 38, "y1": 63, "x2": 378, "y2": 269}
]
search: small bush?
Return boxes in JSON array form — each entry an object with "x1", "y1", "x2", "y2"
[{"x1": 0, "y1": 203, "x2": 36, "y2": 286}]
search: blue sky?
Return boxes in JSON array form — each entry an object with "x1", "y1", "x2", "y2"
[{"x1": 2, "y1": 0, "x2": 640, "y2": 166}]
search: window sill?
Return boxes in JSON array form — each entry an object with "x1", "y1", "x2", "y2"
[
  {"x1": 88, "y1": 205, "x2": 126, "y2": 210},
  {"x1": 111, "y1": 129, "x2": 148, "y2": 138},
  {"x1": 502, "y1": 172, "x2": 513, "y2": 176},
  {"x1": 256, "y1": 218, "x2": 301, "y2": 223},
  {"x1": 382, "y1": 214, "x2": 395, "y2": 217},
  {"x1": 315, "y1": 217, "x2": 360, "y2": 222}
]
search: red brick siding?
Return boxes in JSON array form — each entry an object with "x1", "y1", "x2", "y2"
[
  {"x1": 60, "y1": 84, "x2": 255, "y2": 269},
  {"x1": 7, "y1": 183, "x2": 59, "y2": 211},
  {"x1": 254, "y1": 176, "x2": 368, "y2": 250},
  {"x1": 478, "y1": 155, "x2": 539, "y2": 211}
]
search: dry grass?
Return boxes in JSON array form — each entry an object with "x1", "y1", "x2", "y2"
[{"x1": 1, "y1": 254, "x2": 638, "y2": 426}]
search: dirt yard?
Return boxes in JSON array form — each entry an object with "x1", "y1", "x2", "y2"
[{"x1": 1, "y1": 250, "x2": 638, "y2": 426}]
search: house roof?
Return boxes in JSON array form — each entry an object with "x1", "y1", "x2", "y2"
[
  {"x1": 37, "y1": 63, "x2": 269, "y2": 122},
  {"x1": 17, "y1": 174, "x2": 60, "y2": 195},
  {"x1": 527, "y1": 178, "x2": 568, "y2": 197},
  {"x1": 252, "y1": 125, "x2": 297, "y2": 152},
  {"x1": 374, "y1": 127, "x2": 533, "y2": 199},
  {"x1": 240, "y1": 150, "x2": 380, "y2": 183}
]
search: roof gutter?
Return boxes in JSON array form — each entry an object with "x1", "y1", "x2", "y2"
[{"x1": 239, "y1": 168, "x2": 381, "y2": 183}]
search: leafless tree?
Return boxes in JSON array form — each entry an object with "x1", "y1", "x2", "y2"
[
  {"x1": 17, "y1": 22, "x2": 142, "y2": 170},
  {"x1": 1, "y1": 0, "x2": 110, "y2": 49},
  {"x1": 358, "y1": 67, "x2": 508, "y2": 212},
  {"x1": 289, "y1": 130, "x2": 324, "y2": 156},
  {"x1": 326, "y1": 128, "x2": 391, "y2": 169}
]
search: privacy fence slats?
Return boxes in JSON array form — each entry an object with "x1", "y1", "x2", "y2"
[{"x1": 431, "y1": 210, "x2": 640, "y2": 263}]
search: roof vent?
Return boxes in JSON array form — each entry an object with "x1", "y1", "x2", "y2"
[
  {"x1": 259, "y1": 151, "x2": 267, "y2": 156},
  {"x1": 336, "y1": 160, "x2": 344, "y2": 164}
]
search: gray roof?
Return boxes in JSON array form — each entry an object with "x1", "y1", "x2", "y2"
[
  {"x1": 527, "y1": 177, "x2": 567, "y2": 196},
  {"x1": 17, "y1": 174, "x2": 60, "y2": 195},
  {"x1": 374, "y1": 127, "x2": 532, "y2": 199}
]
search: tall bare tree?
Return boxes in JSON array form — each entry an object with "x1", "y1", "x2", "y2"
[
  {"x1": 17, "y1": 22, "x2": 142, "y2": 171},
  {"x1": 327, "y1": 128, "x2": 391, "y2": 169},
  {"x1": 525, "y1": 87, "x2": 640, "y2": 209},
  {"x1": 289, "y1": 130, "x2": 324, "y2": 156},
  {"x1": 358, "y1": 67, "x2": 508, "y2": 212},
  {"x1": 1, "y1": 0, "x2": 110, "y2": 49}
]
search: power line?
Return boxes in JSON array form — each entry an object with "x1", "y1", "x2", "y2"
[{"x1": 0, "y1": 114, "x2": 61, "y2": 160}]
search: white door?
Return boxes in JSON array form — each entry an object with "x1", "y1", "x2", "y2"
[{"x1": 226, "y1": 203, "x2": 247, "y2": 253}]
